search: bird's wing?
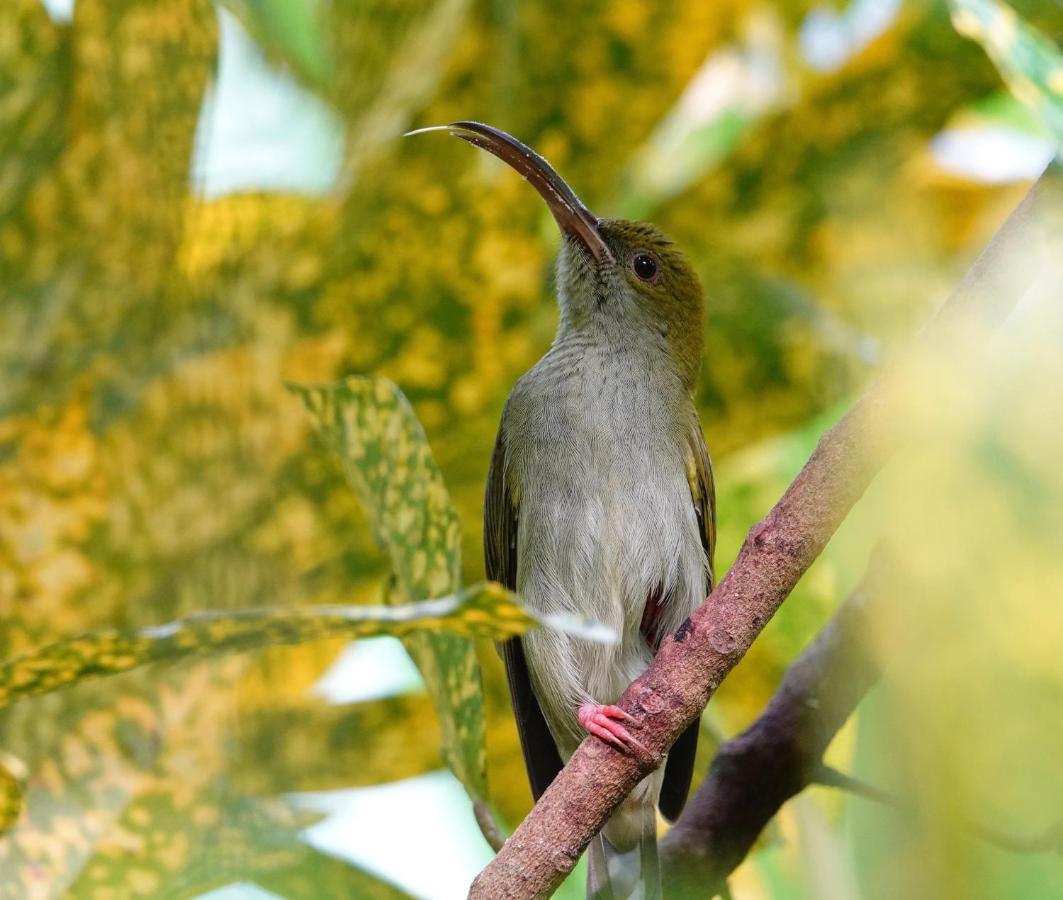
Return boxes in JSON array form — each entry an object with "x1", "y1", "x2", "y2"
[
  {"x1": 486, "y1": 426, "x2": 564, "y2": 800},
  {"x1": 659, "y1": 415, "x2": 716, "y2": 821},
  {"x1": 686, "y1": 414, "x2": 717, "y2": 578}
]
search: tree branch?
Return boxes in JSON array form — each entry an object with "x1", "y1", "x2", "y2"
[
  {"x1": 469, "y1": 166, "x2": 1062, "y2": 899},
  {"x1": 659, "y1": 547, "x2": 891, "y2": 895}
]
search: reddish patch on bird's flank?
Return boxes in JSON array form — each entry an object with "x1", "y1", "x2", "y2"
[{"x1": 640, "y1": 585, "x2": 667, "y2": 649}]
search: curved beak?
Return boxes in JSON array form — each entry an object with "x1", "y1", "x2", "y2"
[{"x1": 407, "y1": 121, "x2": 614, "y2": 265}]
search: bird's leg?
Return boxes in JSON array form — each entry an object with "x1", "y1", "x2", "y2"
[{"x1": 578, "y1": 704, "x2": 647, "y2": 753}]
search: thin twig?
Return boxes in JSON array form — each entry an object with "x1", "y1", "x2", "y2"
[
  {"x1": 812, "y1": 764, "x2": 900, "y2": 808},
  {"x1": 815, "y1": 764, "x2": 1063, "y2": 858},
  {"x1": 473, "y1": 800, "x2": 507, "y2": 852}
]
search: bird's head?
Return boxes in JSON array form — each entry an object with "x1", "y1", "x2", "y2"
[{"x1": 410, "y1": 121, "x2": 705, "y2": 389}]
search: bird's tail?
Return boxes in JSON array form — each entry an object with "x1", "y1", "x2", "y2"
[{"x1": 586, "y1": 791, "x2": 660, "y2": 900}]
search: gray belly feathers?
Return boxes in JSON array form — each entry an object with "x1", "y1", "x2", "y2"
[{"x1": 502, "y1": 341, "x2": 707, "y2": 756}]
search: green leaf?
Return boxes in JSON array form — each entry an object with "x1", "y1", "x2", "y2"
[
  {"x1": 66, "y1": 792, "x2": 320, "y2": 898},
  {"x1": 948, "y1": 0, "x2": 1063, "y2": 148},
  {"x1": 63, "y1": 779, "x2": 408, "y2": 899},
  {"x1": 253, "y1": 846, "x2": 412, "y2": 900},
  {"x1": 964, "y1": 88, "x2": 1056, "y2": 136},
  {"x1": 233, "y1": 695, "x2": 445, "y2": 793},
  {"x1": 291, "y1": 374, "x2": 490, "y2": 809},
  {"x1": 291, "y1": 376, "x2": 462, "y2": 601},
  {"x1": 220, "y1": 0, "x2": 332, "y2": 91},
  {"x1": 0, "y1": 582, "x2": 609, "y2": 710}
]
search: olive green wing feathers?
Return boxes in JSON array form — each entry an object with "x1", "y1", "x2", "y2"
[
  {"x1": 686, "y1": 416, "x2": 717, "y2": 582},
  {"x1": 485, "y1": 426, "x2": 564, "y2": 800},
  {"x1": 659, "y1": 415, "x2": 717, "y2": 821}
]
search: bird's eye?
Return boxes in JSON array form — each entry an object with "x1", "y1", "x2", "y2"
[{"x1": 632, "y1": 253, "x2": 658, "y2": 281}]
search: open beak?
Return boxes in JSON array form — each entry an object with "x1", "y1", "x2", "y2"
[{"x1": 407, "y1": 121, "x2": 614, "y2": 265}]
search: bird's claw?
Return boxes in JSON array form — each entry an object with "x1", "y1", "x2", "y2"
[{"x1": 578, "y1": 704, "x2": 646, "y2": 753}]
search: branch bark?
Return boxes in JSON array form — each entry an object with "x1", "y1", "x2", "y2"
[
  {"x1": 660, "y1": 547, "x2": 891, "y2": 896},
  {"x1": 469, "y1": 166, "x2": 1062, "y2": 900}
]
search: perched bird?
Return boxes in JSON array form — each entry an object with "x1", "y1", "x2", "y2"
[{"x1": 413, "y1": 122, "x2": 715, "y2": 899}]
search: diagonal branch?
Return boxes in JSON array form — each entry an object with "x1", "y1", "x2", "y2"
[
  {"x1": 469, "y1": 166, "x2": 1062, "y2": 900},
  {"x1": 660, "y1": 547, "x2": 892, "y2": 895}
]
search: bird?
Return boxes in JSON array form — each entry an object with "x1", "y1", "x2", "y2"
[{"x1": 411, "y1": 121, "x2": 715, "y2": 899}]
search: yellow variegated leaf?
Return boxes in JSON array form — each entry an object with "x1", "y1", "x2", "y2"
[
  {"x1": 290, "y1": 375, "x2": 490, "y2": 811},
  {"x1": 0, "y1": 582, "x2": 610, "y2": 710}
]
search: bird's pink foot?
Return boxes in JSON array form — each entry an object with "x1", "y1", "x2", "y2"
[{"x1": 578, "y1": 704, "x2": 646, "y2": 753}]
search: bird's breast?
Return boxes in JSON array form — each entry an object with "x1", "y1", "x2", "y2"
[
  {"x1": 502, "y1": 343, "x2": 708, "y2": 746},
  {"x1": 504, "y1": 345, "x2": 705, "y2": 632}
]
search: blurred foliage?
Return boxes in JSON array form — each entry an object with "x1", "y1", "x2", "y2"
[
  {"x1": 220, "y1": 0, "x2": 333, "y2": 90},
  {"x1": 843, "y1": 230, "x2": 1063, "y2": 900},
  {"x1": 950, "y1": 0, "x2": 1063, "y2": 145},
  {"x1": 0, "y1": 755, "x2": 27, "y2": 837},
  {"x1": 3, "y1": 0, "x2": 1063, "y2": 895}
]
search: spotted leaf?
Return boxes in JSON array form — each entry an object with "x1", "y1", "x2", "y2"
[
  {"x1": 0, "y1": 582, "x2": 610, "y2": 710},
  {"x1": 291, "y1": 375, "x2": 490, "y2": 812}
]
